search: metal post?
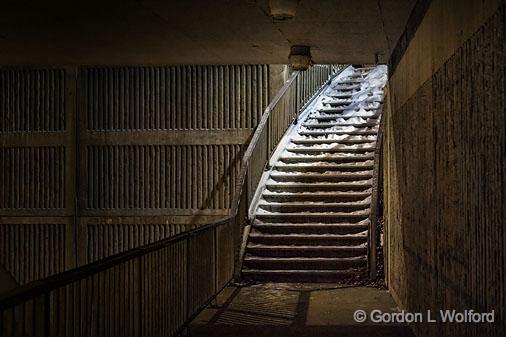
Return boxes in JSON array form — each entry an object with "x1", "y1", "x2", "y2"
[{"x1": 213, "y1": 227, "x2": 218, "y2": 307}]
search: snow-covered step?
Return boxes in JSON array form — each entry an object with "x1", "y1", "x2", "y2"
[
  {"x1": 258, "y1": 201, "x2": 370, "y2": 213},
  {"x1": 261, "y1": 191, "x2": 371, "y2": 203},
  {"x1": 252, "y1": 220, "x2": 369, "y2": 234},
  {"x1": 332, "y1": 84, "x2": 361, "y2": 91},
  {"x1": 329, "y1": 93, "x2": 353, "y2": 99},
  {"x1": 273, "y1": 162, "x2": 374, "y2": 172},
  {"x1": 301, "y1": 122, "x2": 378, "y2": 129},
  {"x1": 334, "y1": 85, "x2": 360, "y2": 94},
  {"x1": 241, "y1": 269, "x2": 366, "y2": 283},
  {"x1": 245, "y1": 245, "x2": 367, "y2": 258},
  {"x1": 302, "y1": 122, "x2": 378, "y2": 129},
  {"x1": 248, "y1": 232, "x2": 367, "y2": 246},
  {"x1": 318, "y1": 106, "x2": 378, "y2": 112},
  {"x1": 286, "y1": 144, "x2": 376, "y2": 153},
  {"x1": 298, "y1": 129, "x2": 378, "y2": 136},
  {"x1": 289, "y1": 136, "x2": 376, "y2": 145},
  {"x1": 307, "y1": 114, "x2": 378, "y2": 121},
  {"x1": 255, "y1": 211, "x2": 370, "y2": 223},
  {"x1": 306, "y1": 116, "x2": 379, "y2": 123},
  {"x1": 269, "y1": 172, "x2": 373, "y2": 183},
  {"x1": 322, "y1": 101, "x2": 354, "y2": 107},
  {"x1": 338, "y1": 80, "x2": 363, "y2": 85},
  {"x1": 355, "y1": 66, "x2": 375, "y2": 71},
  {"x1": 265, "y1": 181, "x2": 372, "y2": 193},
  {"x1": 320, "y1": 102, "x2": 380, "y2": 109},
  {"x1": 279, "y1": 153, "x2": 375, "y2": 163},
  {"x1": 243, "y1": 256, "x2": 367, "y2": 269}
]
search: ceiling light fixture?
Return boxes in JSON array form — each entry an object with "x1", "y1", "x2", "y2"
[{"x1": 289, "y1": 45, "x2": 312, "y2": 71}]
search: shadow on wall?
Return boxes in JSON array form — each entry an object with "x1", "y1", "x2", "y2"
[{"x1": 0, "y1": 264, "x2": 18, "y2": 293}]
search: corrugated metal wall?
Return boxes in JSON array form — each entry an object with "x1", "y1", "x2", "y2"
[
  {"x1": 0, "y1": 65, "x2": 271, "y2": 283},
  {"x1": 79, "y1": 66, "x2": 268, "y2": 130},
  {"x1": 0, "y1": 68, "x2": 76, "y2": 285},
  {"x1": 0, "y1": 69, "x2": 66, "y2": 132}
]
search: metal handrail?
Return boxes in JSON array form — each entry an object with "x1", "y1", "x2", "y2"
[
  {"x1": 230, "y1": 65, "x2": 344, "y2": 217},
  {"x1": 368, "y1": 103, "x2": 385, "y2": 280},
  {"x1": 0, "y1": 217, "x2": 231, "y2": 310},
  {"x1": 229, "y1": 70, "x2": 300, "y2": 217}
]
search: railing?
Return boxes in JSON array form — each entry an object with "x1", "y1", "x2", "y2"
[
  {"x1": 0, "y1": 218, "x2": 234, "y2": 337},
  {"x1": 0, "y1": 64, "x2": 343, "y2": 337},
  {"x1": 231, "y1": 64, "x2": 345, "y2": 277},
  {"x1": 368, "y1": 104, "x2": 385, "y2": 280}
]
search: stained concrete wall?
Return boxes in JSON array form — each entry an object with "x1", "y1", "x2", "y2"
[{"x1": 384, "y1": 0, "x2": 505, "y2": 336}]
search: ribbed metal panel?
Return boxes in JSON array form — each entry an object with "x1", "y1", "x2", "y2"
[
  {"x1": 187, "y1": 230, "x2": 215, "y2": 314},
  {"x1": 0, "y1": 69, "x2": 66, "y2": 132},
  {"x1": 0, "y1": 64, "x2": 270, "y2": 288},
  {"x1": 83, "y1": 144, "x2": 242, "y2": 211},
  {"x1": 80, "y1": 65, "x2": 269, "y2": 130},
  {"x1": 47, "y1": 259, "x2": 141, "y2": 337},
  {"x1": 0, "y1": 223, "x2": 67, "y2": 284},
  {"x1": 141, "y1": 241, "x2": 186, "y2": 337},
  {"x1": 0, "y1": 67, "x2": 75, "y2": 286},
  {"x1": 85, "y1": 223, "x2": 196, "y2": 263},
  {"x1": 0, "y1": 147, "x2": 66, "y2": 209}
]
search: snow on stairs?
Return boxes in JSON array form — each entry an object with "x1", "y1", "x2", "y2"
[{"x1": 242, "y1": 65, "x2": 387, "y2": 283}]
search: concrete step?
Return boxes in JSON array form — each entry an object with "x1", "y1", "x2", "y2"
[
  {"x1": 265, "y1": 181, "x2": 372, "y2": 192},
  {"x1": 255, "y1": 211, "x2": 370, "y2": 223},
  {"x1": 328, "y1": 93, "x2": 353, "y2": 99},
  {"x1": 355, "y1": 66, "x2": 375, "y2": 71},
  {"x1": 258, "y1": 201, "x2": 370, "y2": 213},
  {"x1": 318, "y1": 107, "x2": 377, "y2": 113},
  {"x1": 261, "y1": 191, "x2": 371, "y2": 203},
  {"x1": 266, "y1": 180, "x2": 373, "y2": 192},
  {"x1": 252, "y1": 221, "x2": 369, "y2": 234},
  {"x1": 273, "y1": 163, "x2": 374, "y2": 172},
  {"x1": 322, "y1": 100, "x2": 353, "y2": 106},
  {"x1": 290, "y1": 137, "x2": 376, "y2": 145},
  {"x1": 298, "y1": 129, "x2": 378, "y2": 136},
  {"x1": 241, "y1": 269, "x2": 366, "y2": 283},
  {"x1": 311, "y1": 108, "x2": 378, "y2": 114},
  {"x1": 307, "y1": 114, "x2": 378, "y2": 121},
  {"x1": 248, "y1": 232, "x2": 367, "y2": 246},
  {"x1": 286, "y1": 145, "x2": 376, "y2": 153},
  {"x1": 279, "y1": 154, "x2": 374, "y2": 163},
  {"x1": 246, "y1": 245, "x2": 367, "y2": 258},
  {"x1": 332, "y1": 85, "x2": 360, "y2": 93},
  {"x1": 337, "y1": 80, "x2": 363, "y2": 85},
  {"x1": 243, "y1": 256, "x2": 367, "y2": 269},
  {"x1": 345, "y1": 73, "x2": 366, "y2": 78},
  {"x1": 269, "y1": 172, "x2": 373, "y2": 183},
  {"x1": 302, "y1": 122, "x2": 378, "y2": 129}
]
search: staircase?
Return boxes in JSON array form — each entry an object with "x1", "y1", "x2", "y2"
[{"x1": 242, "y1": 65, "x2": 387, "y2": 283}]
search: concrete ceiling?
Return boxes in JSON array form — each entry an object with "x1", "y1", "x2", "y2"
[{"x1": 0, "y1": 0, "x2": 416, "y2": 65}]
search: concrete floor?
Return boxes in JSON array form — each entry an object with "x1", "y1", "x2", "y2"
[{"x1": 189, "y1": 284, "x2": 415, "y2": 337}]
